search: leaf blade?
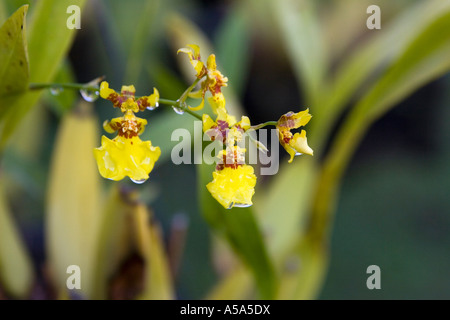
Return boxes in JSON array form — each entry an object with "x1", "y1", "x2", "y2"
[{"x1": 0, "y1": 5, "x2": 29, "y2": 97}]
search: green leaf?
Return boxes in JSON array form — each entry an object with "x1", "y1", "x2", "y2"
[
  {"x1": 0, "y1": 1, "x2": 7, "y2": 25},
  {"x1": 124, "y1": 0, "x2": 160, "y2": 84},
  {"x1": 214, "y1": 4, "x2": 250, "y2": 97},
  {"x1": 197, "y1": 162, "x2": 277, "y2": 299},
  {"x1": 272, "y1": 0, "x2": 327, "y2": 106},
  {"x1": 0, "y1": 177, "x2": 34, "y2": 298},
  {"x1": 134, "y1": 204, "x2": 174, "y2": 300},
  {"x1": 207, "y1": 266, "x2": 252, "y2": 299},
  {"x1": 255, "y1": 157, "x2": 317, "y2": 259},
  {"x1": 0, "y1": 0, "x2": 87, "y2": 150},
  {"x1": 0, "y1": 5, "x2": 28, "y2": 97}
]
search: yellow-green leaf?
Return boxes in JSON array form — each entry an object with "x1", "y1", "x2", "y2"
[
  {"x1": 46, "y1": 101, "x2": 101, "y2": 299},
  {"x1": 0, "y1": 176, "x2": 34, "y2": 298},
  {"x1": 0, "y1": 5, "x2": 28, "y2": 97},
  {"x1": 134, "y1": 204, "x2": 174, "y2": 300}
]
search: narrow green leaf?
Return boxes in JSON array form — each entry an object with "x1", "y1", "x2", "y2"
[
  {"x1": 198, "y1": 162, "x2": 277, "y2": 299},
  {"x1": 277, "y1": 236, "x2": 327, "y2": 299},
  {"x1": 207, "y1": 266, "x2": 252, "y2": 300},
  {"x1": 214, "y1": 4, "x2": 250, "y2": 96},
  {"x1": 134, "y1": 204, "x2": 174, "y2": 300},
  {"x1": 272, "y1": 0, "x2": 327, "y2": 106},
  {"x1": 0, "y1": 177, "x2": 34, "y2": 298},
  {"x1": 255, "y1": 157, "x2": 317, "y2": 259},
  {"x1": 0, "y1": 5, "x2": 28, "y2": 97},
  {"x1": 0, "y1": 1, "x2": 7, "y2": 25},
  {"x1": 124, "y1": 0, "x2": 160, "y2": 84}
]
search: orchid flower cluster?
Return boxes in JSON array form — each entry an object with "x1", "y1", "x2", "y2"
[{"x1": 94, "y1": 44, "x2": 313, "y2": 209}]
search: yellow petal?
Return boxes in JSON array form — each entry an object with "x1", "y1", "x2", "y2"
[
  {"x1": 121, "y1": 98, "x2": 139, "y2": 113},
  {"x1": 192, "y1": 60, "x2": 205, "y2": 77},
  {"x1": 208, "y1": 93, "x2": 226, "y2": 115},
  {"x1": 207, "y1": 54, "x2": 217, "y2": 71},
  {"x1": 103, "y1": 117, "x2": 122, "y2": 133},
  {"x1": 286, "y1": 143, "x2": 298, "y2": 163},
  {"x1": 188, "y1": 98, "x2": 205, "y2": 111},
  {"x1": 188, "y1": 89, "x2": 204, "y2": 99},
  {"x1": 202, "y1": 113, "x2": 216, "y2": 132},
  {"x1": 177, "y1": 47, "x2": 193, "y2": 56},
  {"x1": 290, "y1": 130, "x2": 313, "y2": 156},
  {"x1": 99, "y1": 81, "x2": 116, "y2": 99},
  {"x1": 206, "y1": 165, "x2": 257, "y2": 209},
  {"x1": 94, "y1": 136, "x2": 161, "y2": 183},
  {"x1": 216, "y1": 107, "x2": 236, "y2": 127},
  {"x1": 177, "y1": 45, "x2": 204, "y2": 77},
  {"x1": 292, "y1": 109, "x2": 312, "y2": 128},
  {"x1": 277, "y1": 109, "x2": 312, "y2": 129},
  {"x1": 237, "y1": 116, "x2": 251, "y2": 131},
  {"x1": 121, "y1": 85, "x2": 136, "y2": 95},
  {"x1": 137, "y1": 87, "x2": 160, "y2": 111}
]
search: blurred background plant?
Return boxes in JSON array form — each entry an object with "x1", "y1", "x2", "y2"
[{"x1": 1, "y1": 0, "x2": 450, "y2": 300}]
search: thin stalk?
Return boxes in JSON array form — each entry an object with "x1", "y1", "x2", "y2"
[
  {"x1": 250, "y1": 121, "x2": 278, "y2": 130},
  {"x1": 179, "y1": 77, "x2": 201, "y2": 103},
  {"x1": 29, "y1": 82, "x2": 99, "y2": 92},
  {"x1": 158, "y1": 98, "x2": 203, "y2": 121}
]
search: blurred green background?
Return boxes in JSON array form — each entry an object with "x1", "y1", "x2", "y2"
[{"x1": 1, "y1": 0, "x2": 450, "y2": 299}]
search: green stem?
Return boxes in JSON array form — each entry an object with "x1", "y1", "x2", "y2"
[
  {"x1": 250, "y1": 121, "x2": 278, "y2": 130},
  {"x1": 29, "y1": 82, "x2": 99, "y2": 92},
  {"x1": 179, "y1": 77, "x2": 201, "y2": 103},
  {"x1": 158, "y1": 98, "x2": 203, "y2": 121},
  {"x1": 29, "y1": 80, "x2": 205, "y2": 121}
]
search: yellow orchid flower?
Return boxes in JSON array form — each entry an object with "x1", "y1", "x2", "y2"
[
  {"x1": 177, "y1": 44, "x2": 205, "y2": 78},
  {"x1": 94, "y1": 82, "x2": 161, "y2": 183},
  {"x1": 276, "y1": 109, "x2": 313, "y2": 163},
  {"x1": 94, "y1": 135, "x2": 161, "y2": 183},
  {"x1": 99, "y1": 81, "x2": 159, "y2": 112},
  {"x1": 207, "y1": 165, "x2": 256, "y2": 209},
  {"x1": 178, "y1": 45, "x2": 228, "y2": 112},
  {"x1": 207, "y1": 146, "x2": 256, "y2": 209}
]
